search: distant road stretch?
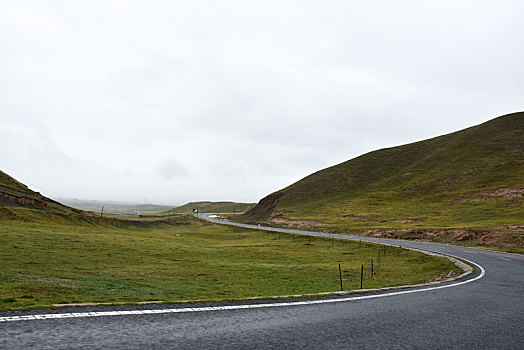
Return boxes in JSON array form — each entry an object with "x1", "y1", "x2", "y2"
[{"x1": 1, "y1": 213, "x2": 522, "y2": 349}]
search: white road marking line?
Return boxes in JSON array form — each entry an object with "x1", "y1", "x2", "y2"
[
  {"x1": 0, "y1": 258, "x2": 485, "y2": 323},
  {"x1": 462, "y1": 251, "x2": 477, "y2": 254},
  {"x1": 499, "y1": 257, "x2": 511, "y2": 261}
]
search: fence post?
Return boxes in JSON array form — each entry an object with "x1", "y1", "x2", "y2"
[
  {"x1": 360, "y1": 264, "x2": 364, "y2": 289},
  {"x1": 339, "y1": 263, "x2": 343, "y2": 291}
]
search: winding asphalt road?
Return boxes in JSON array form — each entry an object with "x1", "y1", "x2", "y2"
[{"x1": 1, "y1": 213, "x2": 522, "y2": 349}]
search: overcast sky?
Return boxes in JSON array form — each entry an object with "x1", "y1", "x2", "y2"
[{"x1": 1, "y1": 1, "x2": 523, "y2": 206}]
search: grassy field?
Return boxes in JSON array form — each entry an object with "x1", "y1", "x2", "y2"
[
  {"x1": 0, "y1": 208, "x2": 457, "y2": 311},
  {"x1": 238, "y1": 112, "x2": 524, "y2": 252}
]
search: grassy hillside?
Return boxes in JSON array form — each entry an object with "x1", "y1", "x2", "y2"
[
  {"x1": 170, "y1": 201, "x2": 255, "y2": 214},
  {"x1": 0, "y1": 171, "x2": 187, "y2": 226},
  {"x1": 0, "y1": 171, "x2": 74, "y2": 212},
  {"x1": 238, "y1": 112, "x2": 524, "y2": 252}
]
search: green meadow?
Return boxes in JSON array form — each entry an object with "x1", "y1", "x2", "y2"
[{"x1": 0, "y1": 208, "x2": 456, "y2": 311}]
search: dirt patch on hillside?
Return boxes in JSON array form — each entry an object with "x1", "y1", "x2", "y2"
[
  {"x1": 495, "y1": 225, "x2": 524, "y2": 232},
  {"x1": 387, "y1": 218, "x2": 419, "y2": 223},
  {"x1": 367, "y1": 228, "x2": 476, "y2": 241},
  {"x1": 338, "y1": 214, "x2": 369, "y2": 221},
  {"x1": 339, "y1": 216, "x2": 420, "y2": 223},
  {"x1": 363, "y1": 228, "x2": 524, "y2": 250},
  {"x1": 268, "y1": 217, "x2": 322, "y2": 228},
  {"x1": 484, "y1": 188, "x2": 524, "y2": 199},
  {"x1": 264, "y1": 206, "x2": 323, "y2": 228},
  {"x1": 0, "y1": 192, "x2": 49, "y2": 209},
  {"x1": 453, "y1": 187, "x2": 524, "y2": 203}
]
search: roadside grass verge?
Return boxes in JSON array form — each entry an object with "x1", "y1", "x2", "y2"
[{"x1": 0, "y1": 213, "x2": 457, "y2": 311}]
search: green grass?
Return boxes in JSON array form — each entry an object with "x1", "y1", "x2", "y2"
[
  {"x1": 239, "y1": 112, "x2": 524, "y2": 252},
  {"x1": 0, "y1": 209, "x2": 457, "y2": 311}
]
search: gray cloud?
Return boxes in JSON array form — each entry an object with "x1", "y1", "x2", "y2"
[{"x1": 0, "y1": 1, "x2": 522, "y2": 205}]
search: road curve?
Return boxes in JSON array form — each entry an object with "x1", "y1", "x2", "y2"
[{"x1": 0, "y1": 214, "x2": 522, "y2": 349}]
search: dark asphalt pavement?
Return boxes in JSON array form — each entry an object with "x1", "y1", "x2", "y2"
[{"x1": 1, "y1": 213, "x2": 522, "y2": 349}]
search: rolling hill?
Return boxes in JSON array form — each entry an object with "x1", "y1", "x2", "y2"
[
  {"x1": 0, "y1": 170, "x2": 74, "y2": 212},
  {"x1": 0, "y1": 171, "x2": 250, "y2": 225},
  {"x1": 0, "y1": 171, "x2": 180, "y2": 226},
  {"x1": 55, "y1": 199, "x2": 173, "y2": 214},
  {"x1": 238, "y1": 112, "x2": 524, "y2": 251}
]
